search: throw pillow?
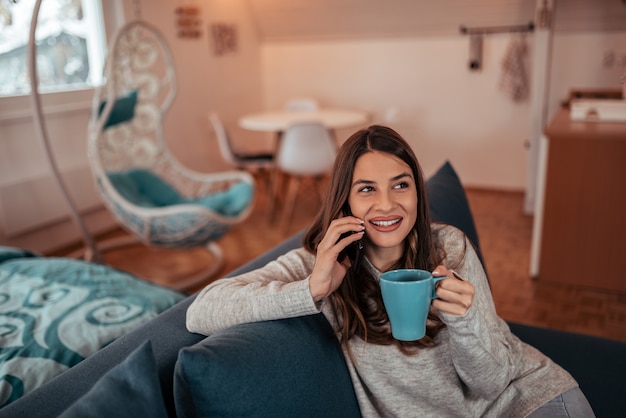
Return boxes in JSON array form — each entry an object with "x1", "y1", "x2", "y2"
[
  {"x1": 98, "y1": 90, "x2": 138, "y2": 129},
  {"x1": 426, "y1": 160, "x2": 485, "y2": 267},
  {"x1": 0, "y1": 246, "x2": 38, "y2": 263},
  {"x1": 59, "y1": 340, "x2": 167, "y2": 418},
  {"x1": 0, "y1": 254, "x2": 185, "y2": 407},
  {"x1": 174, "y1": 313, "x2": 361, "y2": 418}
]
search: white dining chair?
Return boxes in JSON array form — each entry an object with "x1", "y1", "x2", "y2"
[
  {"x1": 272, "y1": 122, "x2": 337, "y2": 229},
  {"x1": 284, "y1": 98, "x2": 320, "y2": 112},
  {"x1": 209, "y1": 112, "x2": 274, "y2": 202}
]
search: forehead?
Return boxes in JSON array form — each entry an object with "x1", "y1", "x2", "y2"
[{"x1": 353, "y1": 151, "x2": 412, "y2": 180}]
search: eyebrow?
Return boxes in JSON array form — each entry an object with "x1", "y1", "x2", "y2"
[{"x1": 352, "y1": 172, "x2": 412, "y2": 187}]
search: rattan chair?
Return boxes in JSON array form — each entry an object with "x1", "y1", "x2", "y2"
[{"x1": 85, "y1": 21, "x2": 255, "y2": 290}]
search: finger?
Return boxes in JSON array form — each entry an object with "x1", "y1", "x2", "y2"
[
  {"x1": 434, "y1": 282, "x2": 474, "y2": 313},
  {"x1": 435, "y1": 285, "x2": 473, "y2": 303},
  {"x1": 432, "y1": 298, "x2": 470, "y2": 316},
  {"x1": 431, "y1": 265, "x2": 451, "y2": 279},
  {"x1": 324, "y1": 217, "x2": 365, "y2": 242},
  {"x1": 333, "y1": 223, "x2": 366, "y2": 246},
  {"x1": 437, "y1": 278, "x2": 474, "y2": 297},
  {"x1": 319, "y1": 227, "x2": 364, "y2": 261}
]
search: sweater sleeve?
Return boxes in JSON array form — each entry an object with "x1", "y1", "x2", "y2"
[
  {"x1": 186, "y1": 248, "x2": 322, "y2": 335},
  {"x1": 437, "y1": 226, "x2": 523, "y2": 400}
]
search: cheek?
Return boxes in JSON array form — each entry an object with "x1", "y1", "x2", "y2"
[
  {"x1": 347, "y1": 197, "x2": 366, "y2": 218},
  {"x1": 402, "y1": 195, "x2": 419, "y2": 218}
]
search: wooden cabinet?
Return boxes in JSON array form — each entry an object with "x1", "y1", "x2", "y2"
[{"x1": 538, "y1": 107, "x2": 626, "y2": 293}]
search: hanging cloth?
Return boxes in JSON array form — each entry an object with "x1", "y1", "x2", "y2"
[{"x1": 499, "y1": 36, "x2": 529, "y2": 102}]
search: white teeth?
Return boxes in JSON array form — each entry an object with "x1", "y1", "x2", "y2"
[{"x1": 371, "y1": 219, "x2": 400, "y2": 227}]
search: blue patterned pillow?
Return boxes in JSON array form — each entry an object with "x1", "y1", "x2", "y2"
[{"x1": 0, "y1": 253, "x2": 185, "y2": 407}]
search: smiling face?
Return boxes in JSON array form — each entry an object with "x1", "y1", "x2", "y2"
[{"x1": 348, "y1": 150, "x2": 418, "y2": 270}]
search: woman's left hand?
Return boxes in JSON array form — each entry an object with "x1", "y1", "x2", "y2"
[{"x1": 431, "y1": 265, "x2": 475, "y2": 316}]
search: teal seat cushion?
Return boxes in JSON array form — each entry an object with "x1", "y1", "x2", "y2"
[
  {"x1": 107, "y1": 169, "x2": 253, "y2": 216},
  {"x1": 108, "y1": 169, "x2": 185, "y2": 207}
]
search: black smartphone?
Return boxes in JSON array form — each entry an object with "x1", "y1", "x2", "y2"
[
  {"x1": 337, "y1": 231, "x2": 360, "y2": 263},
  {"x1": 336, "y1": 205, "x2": 363, "y2": 265}
]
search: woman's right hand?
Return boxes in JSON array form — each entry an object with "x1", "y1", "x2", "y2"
[{"x1": 309, "y1": 216, "x2": 365, "y2": 302}]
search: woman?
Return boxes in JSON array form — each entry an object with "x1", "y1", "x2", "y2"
[{"x1": 187, "y1": 125, "x2": 593, "y2": 417}]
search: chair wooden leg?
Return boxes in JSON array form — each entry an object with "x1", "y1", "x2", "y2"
[
  {"x1": 282, "y1": 176, "x2": 301, "y2": 233},
  {"x1": 267, "y1": 167, "x2": 282, "y2": 224},
  {"x1": 314, "y1": 175, "x2": 329, "y2": 203}
]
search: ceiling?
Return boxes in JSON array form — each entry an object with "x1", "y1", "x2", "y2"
[{"x1": 244, "y1": 0, "x2": 626, "y2": 42}]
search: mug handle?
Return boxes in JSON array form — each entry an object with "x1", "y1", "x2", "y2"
[{"x1": 432, "y1": 276, "x2": 446, "y2": 299}]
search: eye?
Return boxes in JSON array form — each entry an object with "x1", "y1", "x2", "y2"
[
  {"x1": 393, "y1": 181, "x2": 410, "y2": 190},
  {"x1": 358, "y1": 185, "x2": 374, "y2": 193}
]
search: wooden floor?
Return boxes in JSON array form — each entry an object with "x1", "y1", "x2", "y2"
[{"x1": 52, "y1": 187, "x2": 626, "y2": 343}]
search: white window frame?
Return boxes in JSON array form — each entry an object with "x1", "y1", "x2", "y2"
[{"x1": 0, "y1": 0, "x2": 119, "y2": 124}]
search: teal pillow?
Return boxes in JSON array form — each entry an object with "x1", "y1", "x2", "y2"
[
  {"x1": 98, "y1": 90, "x2": 138, "y2": 128},
  {"x1": 174, "y1": 314, "x2": 361, "y2": 418},
  {"x1": 426, "y1": 161, "x2": 485, "y2": 267},
  {"x1": 59, "y1": 340, "x2": 167, "y2": 418},
  {"x1": 192, "y1": 181, "x2": 254, "y2": 216},
  {"x1": 0, "y1": 246, "x2": 38, "y2": 264}
]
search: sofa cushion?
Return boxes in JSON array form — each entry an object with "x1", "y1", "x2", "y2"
[
  {"x1": 59, "y1": 340, "x2": 167, "y2": 418},
  {"x1": 508, "y1": 322, "x2": 626, "y2": 418},
  {"x1": 174, "y1": 313, "x2": 361, "y2": 418},
  {"x1": 426, "y1": 160, "x2": 485, "y2": 267}
]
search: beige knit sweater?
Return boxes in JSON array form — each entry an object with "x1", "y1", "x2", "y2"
[{"x1": 187, "y1": 225, "x2": 577, "y2": 417}]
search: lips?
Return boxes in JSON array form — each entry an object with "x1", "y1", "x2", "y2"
[{"x1": 369, "y1": 217, "x2": 402, "y2": 232}]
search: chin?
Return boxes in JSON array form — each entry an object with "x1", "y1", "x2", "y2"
[{"x1": 366, "y1": 235, "x2": 406, "y2": 251}]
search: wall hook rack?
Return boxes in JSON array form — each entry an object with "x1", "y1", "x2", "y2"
[{"x1": 460, "y1": 21, "x2": 535, "y2": 36}]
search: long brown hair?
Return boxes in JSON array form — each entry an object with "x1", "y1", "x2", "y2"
[{"x1": 303, "y1": 125, "x2": 446, "y2": 356}]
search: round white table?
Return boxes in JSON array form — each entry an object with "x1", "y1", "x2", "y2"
[{"x1": 239, "y1": 108, "x2": 370, "y2": 132}]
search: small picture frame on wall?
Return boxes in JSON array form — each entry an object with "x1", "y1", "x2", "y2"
[
  {"x1": 175, "y1": 5, "x2": 202, "y2": 39},
  {"x1": 211, "y1": 23, "x2": 238, "y2": 56}
]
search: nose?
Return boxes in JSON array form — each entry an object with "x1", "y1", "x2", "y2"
[{"x1": 374, "y1": 190, "x2": 394, "y2": 211}]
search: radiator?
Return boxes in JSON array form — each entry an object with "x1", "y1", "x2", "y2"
[{"x1": 0, "y1": 165, "x2": 105, "y2": 238}]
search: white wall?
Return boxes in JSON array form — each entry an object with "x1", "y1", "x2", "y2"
[
  {"x1": 548, "y1": 31, "x2": 626, "y2": 122},
  {"x1": 262, "y1": 35, "x2": 534, "y2": 188},
  {"x1": 119, "y1": 0, "x2": 266, "y2": 173}
]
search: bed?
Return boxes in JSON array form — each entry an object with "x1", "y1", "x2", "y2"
[{"x1": 0, "y1": 246, "x2": 185, "y2": 407}]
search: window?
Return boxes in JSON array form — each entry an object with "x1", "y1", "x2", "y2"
[{"x1": 0, "y1": 0, "x2": 105, "y2": 97}]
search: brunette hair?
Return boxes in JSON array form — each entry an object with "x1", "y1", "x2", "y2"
[{"x1": 303, "y1": 125, "x2": 446, "y2": 356}]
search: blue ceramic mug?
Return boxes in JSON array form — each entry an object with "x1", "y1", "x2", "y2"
[{"x1": 379, "y1": 269, "x2": 445, "y2": 341}]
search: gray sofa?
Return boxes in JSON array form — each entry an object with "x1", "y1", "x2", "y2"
[{"x1": 2, "y1": 162, "x2": 624, "y2": 418}]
